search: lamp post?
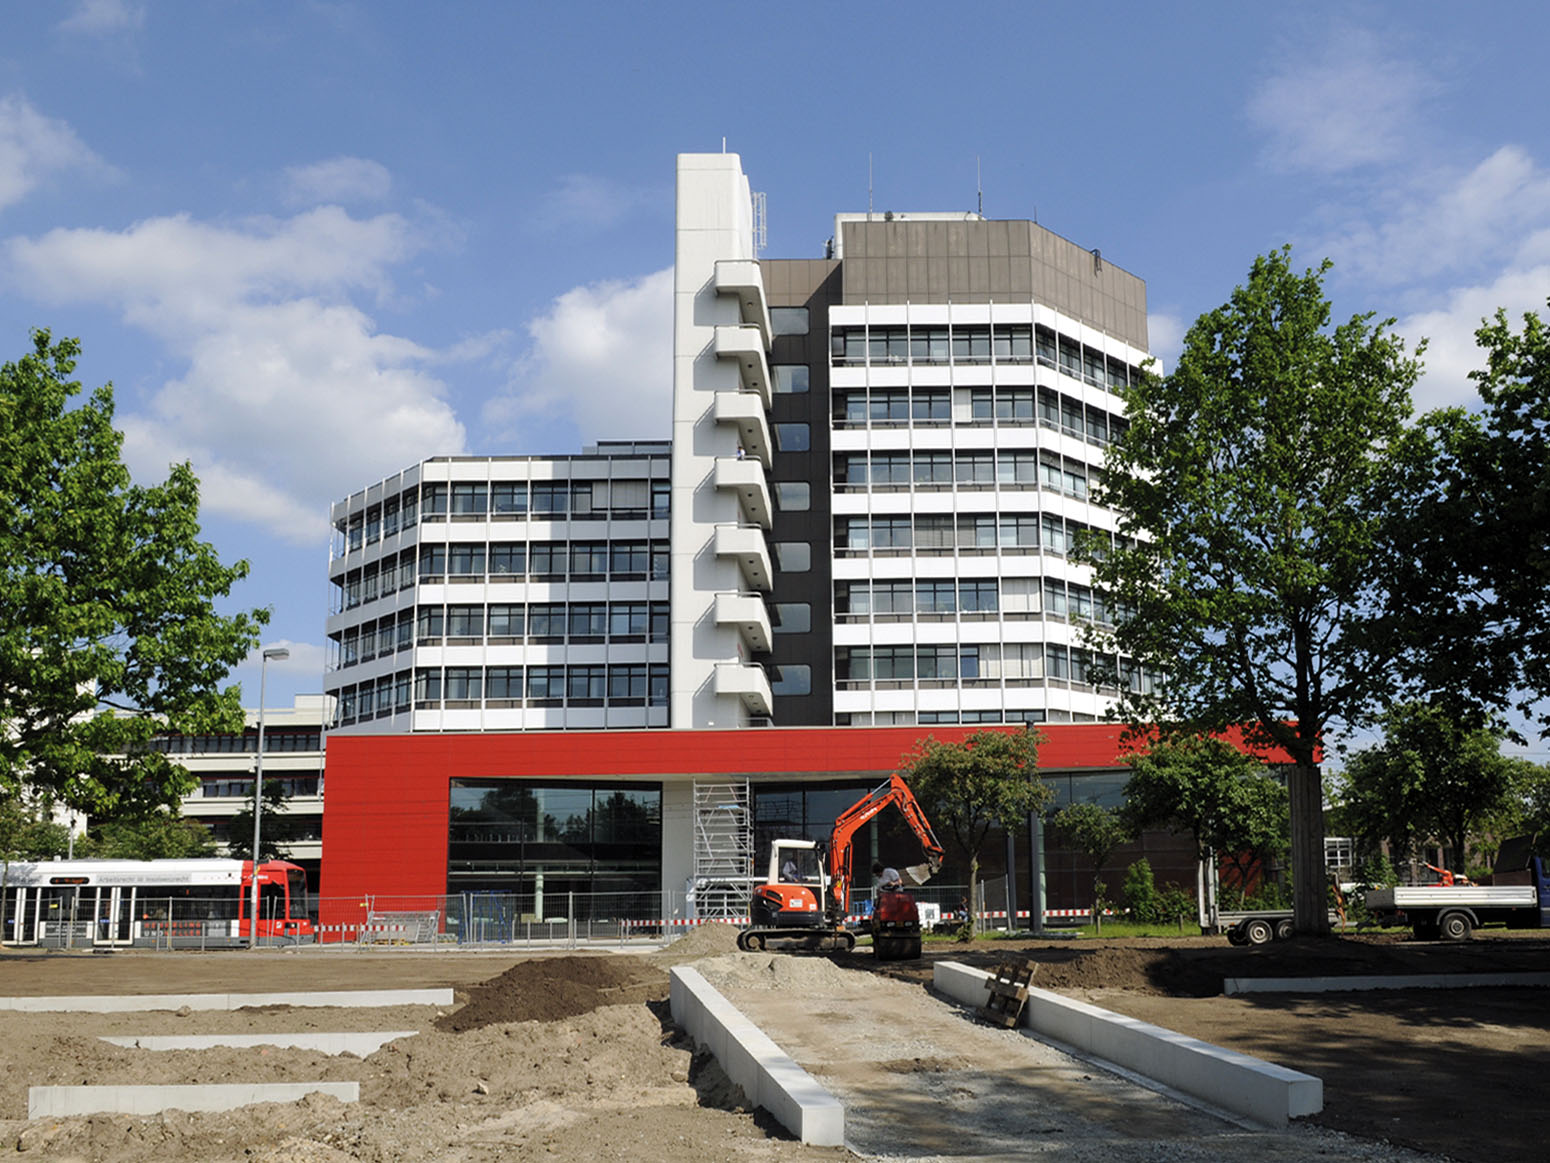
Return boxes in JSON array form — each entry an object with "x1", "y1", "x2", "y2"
[{"x1": 249, "y1": 646, "x2": 289, "y2": 948}]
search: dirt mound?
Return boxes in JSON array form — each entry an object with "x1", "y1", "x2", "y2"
[
  {"x1": 435, "y1": 954, "x2": 668, "y2": 1031},
  {"x1": 646, "y1": 922, "x2": 743, "y2": 967}
]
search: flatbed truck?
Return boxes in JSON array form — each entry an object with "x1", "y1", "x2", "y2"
[{"x1": 1365, "y1": 837, "x2": 1550, "y2": 940}]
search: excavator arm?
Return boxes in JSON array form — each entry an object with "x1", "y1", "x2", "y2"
[{"x1": 824, "y1": 774, "x2": 945, "y2": 922}]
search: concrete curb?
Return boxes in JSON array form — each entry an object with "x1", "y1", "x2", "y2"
[
  {"x1": 1224, "y1": 971, "x2": 1550, "y2": 995},
  {"x1": 668, "y1": 966, "x2": 843, "y2": 1146},
  {"x1": 100, "y1": 1031, "x2": 418, "y2": 1055},
  {"x1": 934, "y1": 961, "x2": 1321, "y2": 1128},
  {"x1": 28, "y1": 1082, "x2": 359, "y2": 1118},
  {"x1": 1, "y1": 989, "x2": 453, "y2": 1013}
]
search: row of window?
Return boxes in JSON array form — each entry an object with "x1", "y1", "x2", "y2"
[
  {"x1": 835, "y1": 576, "x2": 1120, "y2": 622},
  {"x1": 336, "y1": 540, "x2": 669, "y2": 611},
  {"x1": 143, "y1": 731, "x2": 323, "y2": 755},
  {"x1": 830, "y1": 323, "x2": 1142, "y2": 390},
  {"x1": 197, "y1": 776, "x2": 321, "y2": 799},
  {"x1": 338, "y1": 478, "x2": 671, "y2": 553},
  {"x1": 335, "y1": 602, "x2": 671, "y2": 667},
  {"x1": 334, "y1": 665, "x2": 672, "y2": 722},
  {"x1": 833, "y1": 449, "x2": 1096, "y2": 497},
  {"x1": 836, "y1": 644, "x2": 1159, "y2": 689},
  {"x1": 833, "y1": 386, "x2": 1126, "y2": 448},
  {"x1": 835, "y1": 508, "x2": 1119, "y2": 555}
]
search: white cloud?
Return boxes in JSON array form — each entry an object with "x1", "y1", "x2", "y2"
[
  {"x1": 0, "y1": 95, "x2": 109, "y2": 212},
  {"x1": 57, "y1": 0, "x2": 143, "y2": 36},
  {"x1": 1399, "y1": 261, "x2": 1550, "y2": 412},
  {"x1": 484, "y1": 267, "x2": 673, "y2": 446},
  {"x1": 284, "y1": 156, "x2": 392, "y2": 206},
  {"x1": 1145, "y1": 311, "x2": 1184, "y2": 374},
  {"x1": 1319, "y1": 147, "x2": 1550, "y2": 287},
  {"x1": 236, "y1": 639, "x2": 327, "y2": 692},
  {"x1": 1247, "y1": 30, "x2": 1430, "y2": 174},
  {"x1": 5, "y1": 209, "x2": 468, "y2": 543},
  {"x1": 535, "y1": 173, "x2": 659, "y2": 232}
]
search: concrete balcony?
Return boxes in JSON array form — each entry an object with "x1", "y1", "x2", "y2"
[
  {"x1": 714, "y1": 456, "x2": 771, "y2": 529},
  {"x1": 714, "y1": 259, "x2": 772, "y2": 347},
  {"x1": 715, "y1": 591, "x2": 773, "y2": 655},
  {"x1": 714, "y1": 523, "x2": 772, "y2": 592},
  {"x1": 714, "y1": 325, "x2": 772, "y2": 409},
  {"x1": 714, "y1": 392, "x2": 772, "y2": 467},
  {"x1": 715, "y1": 661, "x2": 772, "y2": 717}
]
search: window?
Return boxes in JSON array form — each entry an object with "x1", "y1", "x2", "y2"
[
  {"x1": 445, "y1": 666, "x2": 482, "y2": 702},
  {"x1": 448, "y1": 543, "x2": 485, "y2": 578},
  {"x1": 869, "y1": 390, "x2": 909, "y2": 422},
  {"x1": 775, "y1": 542, "x2": 810, "y2": 572},
  {"x1": 414, "y1": 667, "x2": 442, "y2": 705},
  {"x1": 608, "y1": 664, "x2": 649, "y2": 702},
  {"x1": 650, "y1": 603, "x2": 669, "y2": 641},
  {"x1": 531, "y1": 483, "x2": 568, "y2": 515},
  {"x1": 917, "y1": 645, "x2": 961, "y2": 680},
  {"x1": 1046, "y1": 644, "x2": 1070, "y2": 680},
  {"x1": 960, "y1": 514, "x2": 999, "y2": 548},
  {"x1": 998, "y1": 450, "x2": 1038, "y2": 484},
  {"x1": 396, "y1": 611, "x2": 414, "y2": 649},
  {"x1": 1000, "y1": 514, "x2": 1039, "y2": 548},
  {"x1": 528, "y1": 603, "x2": 565, "y2": 638},
  {"x1": 571, "y1": 542, "x2": 608, "y2": 577},
  {"x1": 996, "y1": 388, "x2": 1036, "y2": 421},
  {"x1": 446, "y1": 605, "x2": 484, "y2": 639},
  {"x1": 914, "y1": 452, "x2": 954, "y2": 485},
  {"x1": 451, "y1": 482, "x2": 487, "y2": 517},
  {"x1": 649, "y1": 664, "x2": 669, "y2": 706},
  {"x1": 1044, "y1": 579, "x2": 1069, "y2": 618},
  {"x1": 956, "y1": 453, "x2": 995, "y2": 484},
  {"x1": 488, "y1": 542, "x2": 525, "y2": 577},
  {"x1": 773, "y1": 365, "x2": 809, "y2": 393},
  {"x1": 1041, "y1": 513, "x2": 1069, "y2": 554},
  {"x1": 529, "y1": 542, "x2": 565, "y2": 577},
  {"x1": 608, "y1": 480, "x2": 648, "y2": 517},
  {"x1": 916, "y1": 580, "x2": 956, "y2": 614},
  {"x1": 416, "y1": 605, "x2": 444, "y2": 642},
  {"x1": 394, "y1": 671, "x2": 411, "y2": 710},
  {"x1": 418, "y1": 546, "x2": 446, "y2": 581},
  {"x1": 610, "y1": 603, "x2": 650, "y2": 638},
  {"x1": 770, "y1": 664, "x2": 811, "y2": 696},
  {"x1": 771, "y1": 307, "x2": 809, "y2": 336},
  {"x1": 775, "y1": 423, "x2": 810, "y2": 452},
  {"x1": 488, "y1": 604, "x2": 524, "y2": 639},
  {"x1": 773, "y1": 603, "x2": 810, "y2": 633},
  {"x1": 491, "y1": 482, "x2": 528, "y2": 515},
  {"x1": 871, "y1": 517, "x2": 912, "y2": 550},
  {"x1": 960, "y1": 580, "x2": 998, "y2": 612},
  {"x1": 775, "y1": 482, "x2": 810, "y2": 511},
  {"x1": 347, "y1": 516, "x2": 363, "y2": 551},
  {"x1": 567, "y1": 665, "x2": 606, "y2": 701},
  {"x1": 526, "y1": 666, "x2": 566, "y2": 700},
  {"x1": 912, "y1": 389, "x2": 950, "y2": 421},
  {"x1": 422, "y1": 484, "x2": 448, "y2": 517},
  {"x1": 568, "y1": 604, "x2": 607, "y2": 638},
  {"x1": 383, "y1": 498, "x2": 400, "y2": 536},
  {"x1": 870, "y1": 453, "x2": 912, "y2": 485},
  {"x1": 610, "y1": 541, "x2": 649, "y2": 576},
  {"x1": 915, "y1": 514, "x2": 955, "y2": 549},
  {"x1": 487, "y1": 666, "x2": 523, "y2": 701},
  {"x1": 650, "y1": 481, "x2": 671, "y2": 519},
  {"x1": 365, "y1": 506, "x2": 381, "y2": 544}
]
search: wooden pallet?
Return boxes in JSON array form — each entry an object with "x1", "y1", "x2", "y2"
[{"x1": 976, "y1": 957, "x2": 1036, "y2": 1027}]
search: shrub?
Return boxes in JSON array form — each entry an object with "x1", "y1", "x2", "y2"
[{"x1": 1122, "y1": 858, "x2": 1159, "y2": 922}]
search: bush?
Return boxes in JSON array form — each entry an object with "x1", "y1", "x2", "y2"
[
  {"x1": 1154, "y1": 883, "x2": 1196, "y2": 924},
  {"x1": 1122, "y1": 858, "x2": 1159, "y2": 921}
]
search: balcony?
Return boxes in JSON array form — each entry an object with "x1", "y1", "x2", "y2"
[
  {"x1": 714, "y1": 523, "x2": 772, "y2": 591},
  {"x1": 714, "y1": 259, "x2": 772, "y2": 347},
  {"x1": 714, "y1": 591, "x2": 772, "y2": 654},
  {"x1": 714, "y1": 325, "x2": 772, "y2": 408},
  {"x1": 714, "y1": 392, "x2": 772, "y2": 466},
  {"x1": 714, "y1": 456, "x2": 771, "y2": 529},
  {"x1": 715, "y1": 661, "x2": 773, "y2": 717}
]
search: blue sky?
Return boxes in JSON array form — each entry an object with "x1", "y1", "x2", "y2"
[{"x1": 3, "y1": 2, "x2": 1548, "y2": 752}]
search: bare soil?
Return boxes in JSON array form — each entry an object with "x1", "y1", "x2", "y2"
[{"x1": 0, "y1": 928, "x2": 1541, "y2": 1162}]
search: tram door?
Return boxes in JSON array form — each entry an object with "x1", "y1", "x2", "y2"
[{"x1": 93, "y1": 886, "x2": 134, "y2": 946}]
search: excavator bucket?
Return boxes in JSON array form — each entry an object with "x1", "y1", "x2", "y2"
[{"x1": 903, "y1": 862, "x2": 934, "y2": 886}]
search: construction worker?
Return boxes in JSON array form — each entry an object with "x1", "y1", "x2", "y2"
[{"x1": 872, "y1": 862, "x2": 903, "y2": 892}]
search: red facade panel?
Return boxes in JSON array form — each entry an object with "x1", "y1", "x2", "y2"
[{"x1": 319, "y1": 723, "x2": 1137, "y2": 925}]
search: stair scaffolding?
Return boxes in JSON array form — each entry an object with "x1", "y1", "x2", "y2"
[{"x1": 692, "y1": 779, "x2": 753, "y2": 921}]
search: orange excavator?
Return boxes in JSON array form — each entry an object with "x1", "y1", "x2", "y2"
[{"x1": 737, "y1": 773, "x2": 945, "y2": 960}]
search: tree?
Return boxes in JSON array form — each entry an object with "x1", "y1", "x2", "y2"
[
  {"x1": 1083, "y1": 249, "x2": 1421, "y2": 933},
  {"x1": 1367, "y1": 302, "x2": 1550, "y2": 736},
  {"x1": 0, "y1": 331, "x2": 266, "y2": 818},
  {"x1": 0, "y1": 799, "x2": 72, "y2": 860},
  {"x1": 1122, "y1": 735, "x2": 1290, "y2": 910},
  {"x1": 226, "y1": 778, "x2": 300, "y2": 862},
  {"x1": 1335, "y1": 703, "x2": 1517, "y2": 870},
  {"x1": 80, "y1": 813, "x2": 216, "y2": 860},
  {"x1": 899, "y1": 729, "x2": 1051, "y2": 931},
  {"x1": 1048, "y1": 801, "x2": 1129, "y2": 927}
]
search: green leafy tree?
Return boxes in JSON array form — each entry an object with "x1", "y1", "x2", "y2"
[
  {"x1": 80, "y1": 813, "x2": 216, "y2": 859},
  {"x1": 900, "y1": 729, "x2": 1051, "y2": 931},
  {"x1": 1083, "y1": 249, "x2": 1421, "y2": 933},
  {"x1": 1366, "y1": 302, "x2": 1550, "y2": 736},
  {"x1": 1048, "y1": 801, "x2": 1129, "y2": 927},
  {"x1": 1122, "y1": 735, "x2": 1290, "y2": 910},
  {"x1": 226, "y1": 778, "x2": 301, "y2": 862},
  {"x1": 1335, "y1": 703, "x2": 1517, "y2": 870},
  {"x1": 0, "y1": 799, "x2": 72, "y2": 860},
  {"x1": 0, "y1": 331, "x2": 266, "y2": 818}
]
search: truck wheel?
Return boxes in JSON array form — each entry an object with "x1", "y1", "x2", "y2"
[
  {"x1": 1243, "y1": 918, "x2": 1274, "y2": 945},
  {"x1": 1438, "y1": 912, "x2": 1474, "y2": 941},
  {"x1": 1275, "y1": 919, "x2": 1294, "y2": 941},
  {"x1": 1226, "y1": 928, "x2": 1249, "y2": 946}
]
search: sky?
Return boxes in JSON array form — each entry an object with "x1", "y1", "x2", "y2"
[{"x1": 3, "y1": 1, "x2": 1548, "y2": 752}]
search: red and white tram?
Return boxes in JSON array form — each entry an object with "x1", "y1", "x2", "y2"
[{"x1": 0, "y1": 858, "x2": 314, "y2": 948}]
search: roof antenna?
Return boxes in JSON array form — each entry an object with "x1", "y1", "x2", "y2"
[
  {"x1": 721, "y1": 136, "x2": 726, "y2": 153},
  {"x1": 868, "y1": 153, "x2": 873, "y2": 222},
  {"x1": 976, "y1": 156, "x2": 983, "y2": 217}
]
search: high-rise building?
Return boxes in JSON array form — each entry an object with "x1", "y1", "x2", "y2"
[{"x1": 325, "y1": 153, "x2": 1153, "y2": 736}]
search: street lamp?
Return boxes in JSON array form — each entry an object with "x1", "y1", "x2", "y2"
[{"x1": 249, "y1": 646, "x2": 289, "y2": 948}]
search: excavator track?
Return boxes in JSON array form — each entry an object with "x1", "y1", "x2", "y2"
[{"x1": 736, "y1": 927, "x2": 856, "y2": 954}]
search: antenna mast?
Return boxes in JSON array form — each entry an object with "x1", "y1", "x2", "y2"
[{"x1": 976, "y1": 156, "x2": 983, "y2": 216}]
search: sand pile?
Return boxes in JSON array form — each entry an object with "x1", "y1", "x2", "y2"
[{"x1": 433, "y1": 954, "x2": 668, "y2": 1031}]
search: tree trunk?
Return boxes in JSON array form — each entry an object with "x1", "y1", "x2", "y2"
[
  {"x1": 968, "y1": 854, "x2": 979, "y2": 936},
  {"x1": 1288, "y1": 763, "x2": 1329, "y2": 935}
]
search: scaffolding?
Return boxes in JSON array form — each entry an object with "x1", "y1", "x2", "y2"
[{"x1": 692, "y1": 779, "x2": 753, "y2": 921}]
